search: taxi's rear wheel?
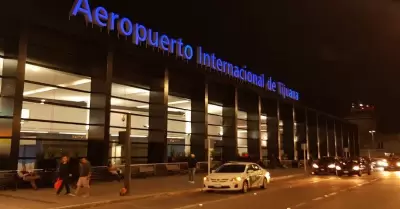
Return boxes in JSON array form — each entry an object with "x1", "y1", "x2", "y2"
[
  {"x1": 261, "y1": 178, "x2": 268, "y2": 189},
  {"x1": 358, "y1": 171, "x2": 362, "y2": 177},
  {"x1": 242, "y1": 181, "x2": 249, "y2": 193}
]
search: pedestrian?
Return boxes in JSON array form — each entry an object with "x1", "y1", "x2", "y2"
[
  {"x1": 75, "y1": 158, "x2": 91, "y2": 197},
  {"x1": 187, "y1": 154, "x2": 197, "y2": 184},
  {"x1": 56, "y1": 156, "x2": 74, "y2": 196}
]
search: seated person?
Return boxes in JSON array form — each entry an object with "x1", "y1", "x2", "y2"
[
  {"x1": 18, "y1": 165, "x2": 40, "y2": 190},
  {"x1": 107, "y1": 162, "x2": 123, "y2": 181}
]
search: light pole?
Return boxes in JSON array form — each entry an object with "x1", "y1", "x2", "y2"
[{"x1": 368, "y1": 130, "x2": 376, "y2": 159}]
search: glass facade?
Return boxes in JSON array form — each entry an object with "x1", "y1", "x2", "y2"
[{"x1": 0, "y1": 25, "x2": 358, "y2": 170}]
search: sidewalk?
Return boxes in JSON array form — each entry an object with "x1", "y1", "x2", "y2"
[{"x1": 0, "y1": 168, "x2": 304, "y2": 209}]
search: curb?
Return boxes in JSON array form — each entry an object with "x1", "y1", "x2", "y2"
[
  {"x1": 47, "y1": 188, "x2": 203, "y2": 209},
  {"x1": 47, "y1": 173, "x2": 304, "y2": 209}
]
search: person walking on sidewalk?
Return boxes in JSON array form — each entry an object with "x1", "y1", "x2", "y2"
[
  {"x1": 188, "y1": 154, "x2": 197, "y2": 184},
  {"x1": 56, "y1": 156, "x2": 74, "y2": 196},
  {"x1": 75, "y1": 158, "x2": 91, "y2": 197}
]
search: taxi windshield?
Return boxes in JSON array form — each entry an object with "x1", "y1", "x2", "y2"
[{"x1": 215, "y1": 164, "x2": 246, "y2": 173}]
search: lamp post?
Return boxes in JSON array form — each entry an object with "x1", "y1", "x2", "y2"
[{"x1": 368, "y1": 130, "x2": 376, "y2": 159}]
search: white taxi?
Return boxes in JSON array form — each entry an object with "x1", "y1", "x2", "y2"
[{"x1": 203, "y1": 162, "x2": 271, "y2": 193}]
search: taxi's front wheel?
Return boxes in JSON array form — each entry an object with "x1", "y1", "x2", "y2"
[
  {"x1": 261, "y1": 178, "x2": 268, "y2": 189},
  {"x1": 242, "y1": 181, "x2": 249, "y2": 193}
]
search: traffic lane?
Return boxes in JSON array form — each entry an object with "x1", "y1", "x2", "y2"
[
  {"x1": 90, "y1": 174, "x2": 319, "y2": 209},
  {"x1": 304, "y1": 171, "x2": 400, "y2": 209},
  {"x1": 90, "y1": 174, "x2": 376, "y2": 209},
  {"x1": 170, "y1": 174, "x2": 378, "y2": 209}
]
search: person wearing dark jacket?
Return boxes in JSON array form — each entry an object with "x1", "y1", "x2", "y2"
[
  {"x1": 187, "y1": 154, "x2": 197, "y2": 183},
  {"x1": 56, "y1": 156, "x2": 73, "y2": 196}
]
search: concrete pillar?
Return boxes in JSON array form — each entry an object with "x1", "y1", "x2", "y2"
[
  {"x1": 316, "y1": 114, "x2": 320, "y2": 159},
  {"x1": 222, "y1": 87, "x2": 238, "y2": 161},
  {"x1": 0, "y1": 26, "x2": 27, "y2": 170},
  {"x1": 148, "y1": 68, "x2": 169, "y2": 163},
  {"x1": 247, "y1": 96, "x2": 261, "y2": 161},
  {"x1": 87, "y1": 49, "x2": 113, "y2": 166},
  {"x1": 190, "y1": 80, "x2": 207, "y2": 161}
]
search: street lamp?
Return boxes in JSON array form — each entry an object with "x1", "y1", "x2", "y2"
[{"x1": 368, "y1": 130, "x2": 376, "y2": 159}]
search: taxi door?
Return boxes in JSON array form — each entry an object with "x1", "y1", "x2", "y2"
[
  {"x1": 251, "y1": 164, "x2": 263, "y2": 187},
  {"x1": 247, "y1": 164, "x2": 262, "y2": 188}
]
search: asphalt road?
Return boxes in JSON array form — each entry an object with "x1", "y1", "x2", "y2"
[{"x1": 92, "y1": 171, "x2": 400, "y2": 209}]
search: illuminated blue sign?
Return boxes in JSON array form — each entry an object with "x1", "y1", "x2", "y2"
[{"x1": 70, "y1": 0, "x2": 299, "y2": 101}]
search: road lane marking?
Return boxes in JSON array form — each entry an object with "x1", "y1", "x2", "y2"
[
  {"x1": 312, "y1": 197, "x2": 323, "y2": 201},
  {"x1": 294, "y1": 202, "x2": 306, "y2": 207}
]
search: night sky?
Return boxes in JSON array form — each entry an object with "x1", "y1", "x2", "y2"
[{"x1": 105, "y1": 0, "x2": 400, "y2": 133}]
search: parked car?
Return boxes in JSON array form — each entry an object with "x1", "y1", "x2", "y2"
[{"x1": 203, "y1": 162, "x2": 270, "y2": 193}]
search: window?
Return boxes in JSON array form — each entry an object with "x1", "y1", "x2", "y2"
[
  {"x1": 261, "y1": 115, "x2": 268, "y2": 159},
  {"x1": 110, "y1": 83, "x2": 150, "y2": 162},
  {"x1": 167, "y1": 95, "x2": 191, "y2": 158},
  {"x1": 207, "y1": 103, "x2": 223, "y2": 160},
  {"x1": 20, "y1": 63, "x2": 92, "y2": 166},
  {"x1": 237, "y1": 110, "x2": 248, "y2": 155}
]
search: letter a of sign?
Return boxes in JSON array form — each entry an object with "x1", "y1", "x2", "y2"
[{"x1": 70, "y1": 0, "x2": 93, "y2": 23}]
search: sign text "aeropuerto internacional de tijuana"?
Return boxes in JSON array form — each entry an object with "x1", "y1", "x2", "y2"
[{"x1": 69, "y1": 0, "x2": 299, "y2": 101}]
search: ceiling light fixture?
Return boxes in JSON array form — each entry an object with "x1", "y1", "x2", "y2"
[
  {"x1": 23, "y1": 79, "x2": 91, "y2": 96},
  {"x1": 137, "y1": 100, "x2": 190, "y2": 108}
]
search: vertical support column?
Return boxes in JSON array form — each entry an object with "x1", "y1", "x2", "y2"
[
  {"x1": 340, "y1": 124, "x2": 344, "y2": 157},
  {"x1": 1, "y1": 27, "x2": 27, "y2": 170},
  {"x1": 222, "y1": 87, "x2": 238, "y2": 161},
  {"x1": 190, "y1": 80, "x2": 207, "y2": 161},
  {"x1": 266, "y1": 109, "x2": 278, "y2": 161},
  {"x1": 87, "y1": 49, "x2": 113, "y2": 166},
  {"x1": 347, "y1": 129, "x2": 352, "y2": 157},
  {"x1": 334, "y1": 121, "x2": 338, "y2": 157},
  {"x1": 316, "y1": 114, "x2": 320, "y2": 159},
  {"x1": 352, "y1": 131, "x2": 356, "y2": 156},
  {"x1": 277, "y1": 100, "x2": 282, "y2": 160},
  {"x1": 326, "y1": 119, "x2": 330, "y2": 157},
  {"x1": 305, "y1": 108, "x2": 310, "y2": 160},
  {"x1": 293, "y1": 105, "x2": 297, "y2": 161},
  {"x1": 247, "y1": 96, "x2": 261, "y2": 161},
  {"x1": 148, "y1": 68, "x2": 169, "y2": 163},
  {"x1": 282, "y1": 104, "x2": 294, "y2": 160}
]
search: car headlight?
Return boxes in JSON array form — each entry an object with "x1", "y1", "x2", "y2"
[
  {"x1": 203, "y1": 177, "x2": 209, "y2": 181},
  {"x1": 265, "y1": 172, "x2": 270, "y2": 179},
  {"x1": 396, "y1": 162, "x2": 400, "y2": 167},
  {"x1": 231, "y1": 177, "x2": 242, "y2": 182},
  {"x1": 328, "y1": 164, "x2": 335, "y2": 169},
  {"x1": 312, "y1": 163, "x2": 319, "y2": 168},
  {"x1": 335, "y1": 166, "x2": 342, "y2": 170},
  {"x1": 377, "y1": 161, "x2": 385, "y2": 166},
  {"x1": 353, "y1": 166, "x2": 360, "y2": 171}
]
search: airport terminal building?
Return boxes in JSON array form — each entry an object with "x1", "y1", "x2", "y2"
[{"x1": 0, "y1": 0, "x2": 359, "y2": 170}]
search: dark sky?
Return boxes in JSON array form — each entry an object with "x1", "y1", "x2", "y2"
[{"x1": 106, "y1": 0, "x2": 400, "y2": 132}]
